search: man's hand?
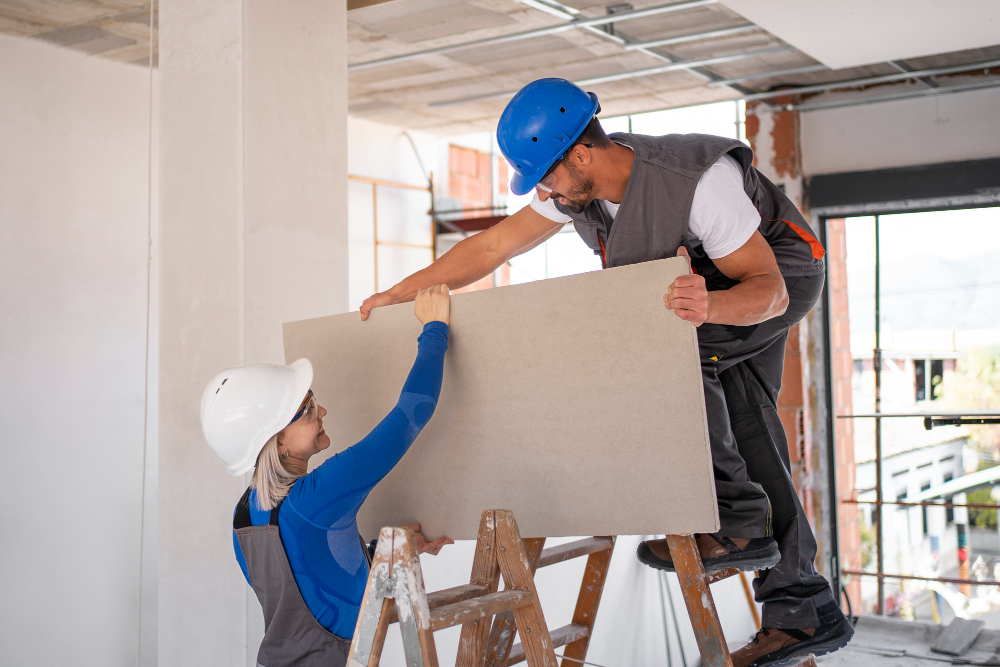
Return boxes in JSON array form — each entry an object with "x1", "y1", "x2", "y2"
[
  {"x1": 664, "y1": 246, "x2": 709, "y2": 327},
  {"x1": 360, "y1": 290, "x2": 402, "y2": 321},
  {"x1": 402, "y1": 523, "x2": 454, "y2": 555}
]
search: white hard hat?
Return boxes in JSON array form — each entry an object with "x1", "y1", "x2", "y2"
[{"x1": 200, "y1": 358, "x2": 314, "y2": 476}]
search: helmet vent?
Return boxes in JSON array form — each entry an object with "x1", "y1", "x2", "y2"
[
  {"x1": 560, "y1": 107, "x2": 566, "y2": 112},
  {"x1": 532, "y1": 136, "x2": 537, "y2": 142}
]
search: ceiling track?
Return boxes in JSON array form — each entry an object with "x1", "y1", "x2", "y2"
[
  {"x1": 744, "y1": 58, "x2": 1000, "y2": 102},
  {"x1": 428, "y1": 45, "x2": 792, "y2": 107},
  {"x1": 348, "y1": 0, "x2": 720, "y2": 71},
  {"x1": 707, "y1": 64, "x2": 828, "y2": 87},
  {"x1": 747, "y1": 77, "x2": 1000, "y2": 115}
]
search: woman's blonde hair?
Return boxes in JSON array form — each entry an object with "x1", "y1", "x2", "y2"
[{"x1": 251, "y1": 432, "x2": 303, "y2": 511}]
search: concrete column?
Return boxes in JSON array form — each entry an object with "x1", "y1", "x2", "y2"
[{"x1": 158, "y1": 1, "x2": 347, "y2": 664}]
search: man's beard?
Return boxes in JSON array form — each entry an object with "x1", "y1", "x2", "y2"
[{"x1": 552, "y1": 163, "x2": 595, "y2": 214}]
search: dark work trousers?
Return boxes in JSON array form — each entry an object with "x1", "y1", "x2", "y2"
[{"x1": 696, "y1": 271, "x2": 835, "y2": 629}]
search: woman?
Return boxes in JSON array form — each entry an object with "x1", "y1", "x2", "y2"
[{"x1": 200, "y1": 285, "x2": 453, "y2": 667}]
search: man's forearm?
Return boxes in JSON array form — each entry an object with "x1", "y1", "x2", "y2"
[
  {"x1": 386, "y1": 232, "x2": 504, "y2": 302},
  {"x1": 706, "y1": 274, "x2": 788, "y2": 326}
]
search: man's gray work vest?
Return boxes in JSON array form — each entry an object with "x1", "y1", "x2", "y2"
[{"x1": 554, "y1": 133, "x2": 825, "y2": 291}]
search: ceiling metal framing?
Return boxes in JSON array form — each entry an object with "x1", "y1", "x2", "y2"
[
  {"x1": 3, "y1": 0, "x2": 998, "y2": 131},
  {"x1": 430, "y1": 44, "x2": 790, "y2": 107},
  {"x1": 349, "y1": 0, "x2": 720, "y2": 71}
]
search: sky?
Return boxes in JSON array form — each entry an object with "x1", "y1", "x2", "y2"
[
  {"x1": 844, "y1": 206, "x2": 1000, "y2": 344},
  {"x1": 845, "y1": 208, "x2": 1000, "y2": 267}
]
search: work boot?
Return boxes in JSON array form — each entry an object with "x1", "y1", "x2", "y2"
[
  {"x1": 730, "y1": 615, "x2": 854, "y2": 667},
  {"x1": 636, "y1": 533, "x2": 780, "y2": 573}
]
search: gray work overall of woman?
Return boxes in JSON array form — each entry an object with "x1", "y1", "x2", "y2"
[{"x1": 200, "y1": 285, "x2": 454, "y2": 667}]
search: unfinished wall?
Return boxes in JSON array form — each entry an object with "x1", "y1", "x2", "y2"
[
  {"x1": 347, "y1": 116, "x2": 439, "y2": 310},
  {"x1": 158, "y1": 1, "x2": 348, "y2": 664},
  {"x1": 745, "y1": 99, "x2": 827, "y2": 563},
  {"x1": 801, "y1": 86, "x2": 1000, "y2": 175},
  {"x1": 826, "y1": 219, "x2": 863, "y2": 614},
  {"x1": 0, "y1": 33, "x2": 158, "y2": 666}
]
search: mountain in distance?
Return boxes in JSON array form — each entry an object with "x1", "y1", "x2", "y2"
[{"x1": 847, "y1": 250, "x2": 1000, "y2": 332}]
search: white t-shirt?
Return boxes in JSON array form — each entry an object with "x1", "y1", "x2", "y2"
[{"x1": 529, "y1": 152, "x2": 759, "y2": 259}]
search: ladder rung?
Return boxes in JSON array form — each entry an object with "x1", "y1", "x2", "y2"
[
  {"x1": 429, "y1": 590, "x2": 533, "y2": 631},
  {"x1": 388, "y1": 583, "x2": 488, "y2": 623},
  {"x1": 537, "y1": 537, "x2": 614, "y2": 568},
  {"x1": 706, "y1": 567, "x2": 742, "y2": 584},
  {"x1": 507, "y1": 623, "x2": 590, "y2": 665}
]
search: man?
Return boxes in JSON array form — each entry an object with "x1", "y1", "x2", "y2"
[{"x1": 361, "y1": 78, "x2": 852, "y2": 666}]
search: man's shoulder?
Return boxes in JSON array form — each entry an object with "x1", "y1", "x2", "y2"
[{"x1": 611, "y1": 133, "x2": 749, "y2": 178}]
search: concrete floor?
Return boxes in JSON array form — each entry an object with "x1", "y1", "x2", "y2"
[{"x1": 817, "y1": 615, "x2": 1000, "y2": 666}]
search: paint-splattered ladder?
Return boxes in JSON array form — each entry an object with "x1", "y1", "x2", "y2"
[
  {"x1": 347, "y1": 515, "x2": 818, "y2": 667},
  {"x1": 346, "y1": 509, "x2": 616, "y2": 667}
]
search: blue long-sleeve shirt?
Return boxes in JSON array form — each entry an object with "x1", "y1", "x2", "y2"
[{"x1": 234, "y1": 321, "x2": 449, "y2": 638}]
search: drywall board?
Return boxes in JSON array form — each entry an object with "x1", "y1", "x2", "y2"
[
  {"x1": 719, "y1": 0, "x2": 1000, "y2": 70},
  {"x1": 283, "y1": 257, "x2": 717, "y2": 540}
]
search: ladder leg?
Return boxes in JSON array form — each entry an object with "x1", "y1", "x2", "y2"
[
  {"x1": 368, "y1": 597, "x2": 394, "y2": 667},
  {"x1": 392, "y1": 527, "x2": 440, "y2": 667},
  {"x1": 349, "y1": 528, "x2": 396, "y2": 667},
  {"x1": 494, "y1": 512, "x2": 557, "y2": 667},
  {"x1": 561, "y1": 537, "x2": 616, "y2": 667},
  {"x1": 457, "y1": 511, "x2": 503, "y2": 667},
  {"x1": 665, "y1": 535, "x2": 733, "y2": 667},
  {"x1": 484, "y1": 537, "x2": 545, "y2": 667}
]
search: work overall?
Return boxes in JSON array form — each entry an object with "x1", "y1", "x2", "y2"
[
  {"x1": 234, "y1": 488, "x2": 355, "y2": 667},
  {"x1": 556, "y1": 133, "x2": 837, "y2": 629}
]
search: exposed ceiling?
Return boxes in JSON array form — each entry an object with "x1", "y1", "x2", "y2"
[
  {"x1": 2, "y1": 0, "x2": 998, "y2": 135},
  {"x1": 0, "y1": 0, "x2": 157, "y2": 66}
]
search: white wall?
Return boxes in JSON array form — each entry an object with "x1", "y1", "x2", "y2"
[
  {"x1": 0, "y1": 33, "x2": 158, "y2": 666},
  {"x1": 158, "y1": 1, "x2": 348, "y2": 665},
  {"x1": 801, "y1": 86, "x2": 1000, "y2": 175}
]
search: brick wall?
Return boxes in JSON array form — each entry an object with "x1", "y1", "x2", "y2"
[
  {"x1": 779, "y1": 322, "x2": 815, "y2": 523},
  {"x1": 449, "y1": 144, "x2": 493, "y2": 207},
  {"x1": 827, "y1": 218, "x2": 862, "y2": 612},
  {"x1": 747, "y1": 100, "x2": 860, "y2": 607},
  {"x1": 447, "y1": 145, "x2": 511, "y2": 293}
]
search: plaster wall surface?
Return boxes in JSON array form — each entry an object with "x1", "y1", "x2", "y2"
[
  {"x1": 158, "y1": 1, "x2": 347, "y2": 664},
  {"x1": 800, "y1": 87, "x2": 1000, "y2": 176},
  {"x1": 0, "y1": 33, "x2": 158, "y2": 666}
]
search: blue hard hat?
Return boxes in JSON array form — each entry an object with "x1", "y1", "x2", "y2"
[{"x1": 497, "y1": 78, "x2": 600, "y2": 196}]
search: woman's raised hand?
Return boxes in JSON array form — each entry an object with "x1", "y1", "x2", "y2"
[{"x1": 414, "y1": 285, "x2": 451, "y2": 326}]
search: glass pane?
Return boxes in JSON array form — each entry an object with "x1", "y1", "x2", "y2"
[{"x1": 837, "y1": 206, "x2": 1000, "y2": 622}]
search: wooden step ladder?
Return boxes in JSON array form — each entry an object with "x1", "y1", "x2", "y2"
[
  {"x1": 348, "y1": 511, "x2": 818, "y2": 667},
  {"x1": 347, "y1": 509, "x2": 614, "y2": 667}
]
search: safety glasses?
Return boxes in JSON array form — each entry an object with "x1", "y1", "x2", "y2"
[
  {"x1": 288, "y1": 389, "x2": 318, "y2": 426},
  {"x1": 538, "y1": 142, "x2": 595, "y2": 191}
]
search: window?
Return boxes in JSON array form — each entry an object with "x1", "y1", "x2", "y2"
[
  {"x1": 915, "y1": 359, "x2": 927, "y2": 401},
  {"x1": 915, "y1": 358, "x2": 946, "y2": 401},
  {"x1": 921, "y1": 482, "x2": 932, "y2": 535},
  {"x1": 930, "y1": 359, "x2": 944, "y2": 401},
  {"x1": 944, "y1": 473, "x2": 954, "y2": 525}
]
